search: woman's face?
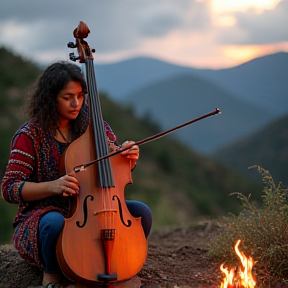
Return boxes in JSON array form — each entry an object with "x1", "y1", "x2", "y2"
[{"x1": 57, "y1": 81, "x2": 85, "y2": 125}]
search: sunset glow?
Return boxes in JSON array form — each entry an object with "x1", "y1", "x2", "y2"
[
  {"x1": 222, "y1": 46, "x2": 263, "y2": 63},
  {"x1": 206, "y1": 0, "x2": 287, "y2": 68},
  {"x1": 221, "y1": 42, "x2": 288, "y2": 66},
  {"x1": 215, "y1": 15, "x2": 237, "y2": 27},
  {"x1": 211, "y1": 0, "x2": 282, "y2": 14}
]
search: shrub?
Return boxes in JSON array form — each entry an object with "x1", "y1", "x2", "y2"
[{"x1": 209, "y1": 166, "x2": 288, "y2": 288}]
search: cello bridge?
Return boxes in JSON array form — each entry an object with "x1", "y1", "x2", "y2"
[{"x1": 94, "y1": 209, "x2": 117, "y2": 216}]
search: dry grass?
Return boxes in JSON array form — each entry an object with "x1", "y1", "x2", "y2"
[{"x1": 209, "y1": 166, "x2": 288, "y2": 288}]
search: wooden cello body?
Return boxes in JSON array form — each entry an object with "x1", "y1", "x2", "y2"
[{"x1": 56, "y1": 22, "x2": 147, "y2": 285}]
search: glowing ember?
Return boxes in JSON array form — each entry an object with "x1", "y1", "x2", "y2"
[{"x1": 220, "y1": 239, "x2": 256, "y2": 288}]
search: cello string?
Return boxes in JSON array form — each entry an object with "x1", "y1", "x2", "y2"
[
  {"x1": 88, "y1": 58, "x2": 116, "y2": 230},
  {"x1": 86, "y1": 59, "x2": 114, "y2": 229},
  {"x1": 87, "y1": 60, "x2": 114, "y2": 188},
  {"x1": 87, "y1": 60, "x2": 103, "y2": 180}
]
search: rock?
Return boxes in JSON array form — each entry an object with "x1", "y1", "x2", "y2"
[{"x1": 0, "y1": 245, "x2": 42, "y2": 288}]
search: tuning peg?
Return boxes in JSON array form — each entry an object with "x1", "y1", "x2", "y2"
[
  {"x1": 69, "y1": 53, "x2": 80, "y2": 62},
  {"x1": 67, "y1": 42, "x2": 77, "y2": 48}
]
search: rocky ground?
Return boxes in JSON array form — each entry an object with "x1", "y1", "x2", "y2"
[{"x1": 138, "y1": 221, "x2": 222, "y2": 288}]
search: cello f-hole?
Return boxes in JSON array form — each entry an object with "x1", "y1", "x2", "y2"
[
  {"x1": 112, "y1": 195, "x2": 132, "y2": 227},
  {"x1": 76, "y1": 195, "x2": 94, "y2": 228}
]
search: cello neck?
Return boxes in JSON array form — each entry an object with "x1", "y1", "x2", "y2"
[{"x1": 85, "y1": 57, "x2": 114, "y2": 188}]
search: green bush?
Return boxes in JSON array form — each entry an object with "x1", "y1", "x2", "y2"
[{"x1": 209, "y1": 166, "x2": 288, "y2": 288}]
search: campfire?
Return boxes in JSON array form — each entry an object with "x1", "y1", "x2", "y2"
[{"x1": 220, "y1": 239, "x2": 256, "y2": 288}]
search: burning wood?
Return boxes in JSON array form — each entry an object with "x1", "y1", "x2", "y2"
[{"x1": 220, "y1": 239, "x2": 256, "y2": 288}]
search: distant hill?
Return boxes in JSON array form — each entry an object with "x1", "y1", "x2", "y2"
[
  {"x1": 213, "y1": 114, "x2": 288, "y2": 186},
  {"x1": 0, "y1": 46, "x2": 261, "y2": 244},
  {"x1": 95, "y1": 52, "x2": 288, "y2": 118},
  {"x1": 0, "y1": 46, "x2": 41, "y2": 244},
  {"x1": 0, "y1": 46, "x2": 41, "y2": 177},
  {"x1": 95, "y1": 57, "x2": 197, "y2": 100},
  {"x1": 198, "y1": 52, "x2": 288, "y2": 116},
  {"x1": 124, "y1": 74, "x2": 275, "y2": 154}
]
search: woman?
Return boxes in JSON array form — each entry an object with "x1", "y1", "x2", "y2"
[{"x1": 1, "y1": 61, "x2": 152, "y2": 288}]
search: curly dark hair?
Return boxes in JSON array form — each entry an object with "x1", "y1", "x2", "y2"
[{"x1": 27, "y1": 61, "x2": 89, "y2": 139}]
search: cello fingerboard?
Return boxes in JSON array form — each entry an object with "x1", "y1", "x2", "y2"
[{"x1": 85, "y1": 59, "x2": 115, "y2": 188}]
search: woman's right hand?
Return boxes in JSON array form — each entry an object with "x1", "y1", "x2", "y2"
[
  {"x1": 20, "y1": 174, "x2": 80, "y2": 202},
  {"x1": 54, "y1": 174, "x2": 80, "y2": 197}
]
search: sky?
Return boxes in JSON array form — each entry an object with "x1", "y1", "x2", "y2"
[{"x1": 0, "y1": 0, "x2": 287, "y2": 69}]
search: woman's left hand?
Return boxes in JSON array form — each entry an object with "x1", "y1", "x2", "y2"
[{"x1": 120, "y1": 141, "x2": 139, "y2": 161}]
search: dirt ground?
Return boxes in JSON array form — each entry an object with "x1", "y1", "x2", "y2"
[
  {"x1": 139, "y1": 221, "x2": 223, "y2": 288},
  {"x1": 0, "y1": 221, "x2": 225, "y2": 288}
]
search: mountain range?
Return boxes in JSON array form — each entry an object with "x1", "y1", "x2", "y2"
[
  {"x1": 94, "y1": 52, "x2": 288, "y2": 154},
  {"x1": 95, "y1": 52, "x2": 288, "y2": 116}
]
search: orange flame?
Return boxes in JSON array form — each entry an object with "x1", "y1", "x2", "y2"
[{"x1": 220, "y1": 239, "x2": 256, "y2": 288}]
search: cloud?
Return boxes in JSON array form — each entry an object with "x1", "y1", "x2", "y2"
[
  {"x1": 215, "y1": 0, "x2": 288, "y2": 45},
  {"x1": 137, "y1": 1, "x2": 211, "y2": 37},
  {"x1": 0, "y1": 0, "x2": 211, "y2": 59},
  {"x1": 0, "y1": 0, "x2": 287, "y2": 67}
]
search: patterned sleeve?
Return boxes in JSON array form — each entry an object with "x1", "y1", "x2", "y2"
[
  {"x1": 104, "y1": 120, "x2": 117, "y2": 144},
  {"x1": 1, "y1": 132, "x2": 36, "y2": 204}
]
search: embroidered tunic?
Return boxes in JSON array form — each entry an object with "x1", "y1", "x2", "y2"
[{"x1": 1, "y1": 119, "x2": 117, "y2": 268}]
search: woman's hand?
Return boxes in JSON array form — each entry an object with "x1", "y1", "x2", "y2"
[
  {"x1": 21, "y1": 173, "x2": 79, "y2": 202},
  {"x1": 120, "y1": 141, "x2": 139, "y2": 161},
  {"x1": 120, "y1": 141, "x2": 139, "y2": 170},
  {"x1": 54, "y1": 173, "x2": 80, "y2": 197}
]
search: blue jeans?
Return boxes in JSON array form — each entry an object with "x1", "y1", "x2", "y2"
[{"x1": 39, "y1": 200, "x2": 152, "y2": 273}]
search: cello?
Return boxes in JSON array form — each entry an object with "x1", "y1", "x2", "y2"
[{"x1": 56, "y1": 21, "x2": 147, "y2": 285}]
